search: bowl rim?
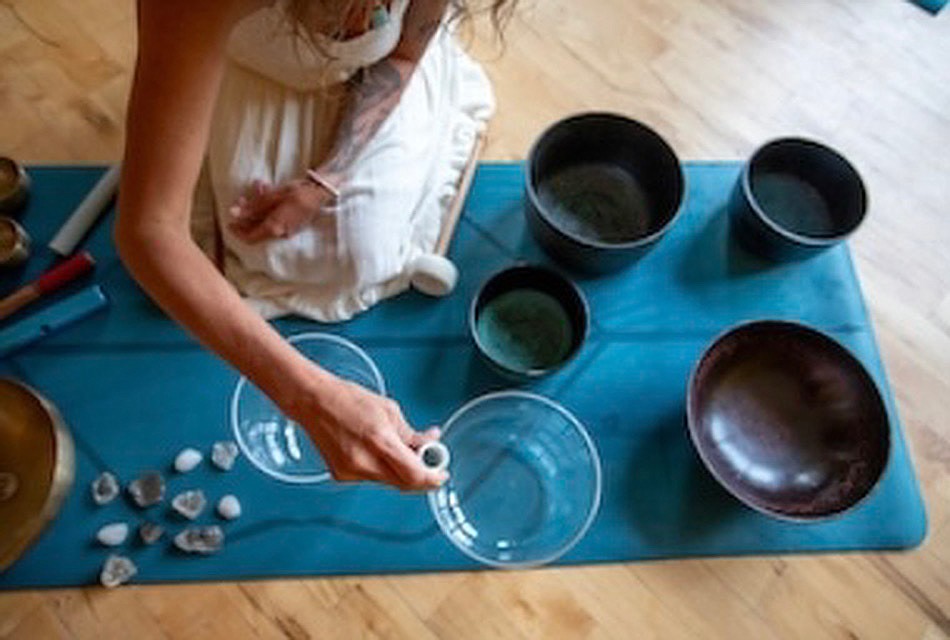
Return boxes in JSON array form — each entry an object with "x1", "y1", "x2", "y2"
[
  {"x1": 468, "y1": 264, "x2": 591, "y2": 379},
  {"x1": 0, "y1": 156, "x2": 29, "y2": 199},
  {"x1": 740, "y1": 137, "x2": 869, "y2": 248},
  {"x1": 426, "y1": 389, "x2": 603, "y2": 568},
  {"x1": 231, "y1": 332, "x2": 386, "y2": 485},
  {"x1": 0, "y1": 378, "x2": 75, "y2": 571},
  {"x1": 524, "y1": 111, "x2": 686, "y2": 251},
  {"x1": 685, "y1": 319, "x2": 892, "y2": 522}
]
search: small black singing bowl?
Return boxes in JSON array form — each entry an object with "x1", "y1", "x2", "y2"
[
  {"x1": 470, "y1": 265, "x2": 589, "y2": 380},
  {"x1": 687, "y1": 321, "x2": 890, "y2": 521},
  {"x1": 525, "y1": 113, "x2": 685, "y2": 274},
  {"x1": 730, "y1": 138, "x2": 868, "y2": 261}
]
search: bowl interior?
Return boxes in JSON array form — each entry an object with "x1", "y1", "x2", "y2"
[
  {"x1": 473, "y1": 266, "x2": 588, "y2": 375},
  {"x1": 232, "y1": 333, "x2": 385, "y2": 484},
  {"x1": 0, "y1": 158, "x2": 21, "y2": 198},
  {"x1": 529, "y1": 114, "x2": 683, "y2": 246},
  {"x1": 688, "y1": 322, "x2": 889, "y2": 520},
  {"x1": 748, "y1": 139, "x2": 866, "y2": 241},
  {"x1": 0, "y1": 218, "x2": 18, "y2": 253},
  {"x1": 428, "y1": 391, "x2": 602, "y2": 567},
  {"x1": 0, "y1": 380, "x2": 73, "y2": 570}
]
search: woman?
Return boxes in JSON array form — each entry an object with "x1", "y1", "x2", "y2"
[{"x1": 116, "y1": 0, "x2": 508, "y2": 490}]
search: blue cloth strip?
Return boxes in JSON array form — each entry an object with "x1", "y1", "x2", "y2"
[{"x1": 0, "y1": 285, "x2": 107, "y2": 358}]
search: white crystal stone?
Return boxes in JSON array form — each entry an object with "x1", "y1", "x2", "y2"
[
  {"x1": 174, "y1": 526, "x2": 224, "y2": 554},
  {"x1": 174, "y1": 448, "x2": 203, "y2": 473},
  {"x1": 96, "y1": 522, "x2": 129, "y2": 546},
  {"x1": 91, "y1": 471, "x2": 119, "y2": 505},
  {"x1": 211, "y1": 441, "x2": 239, "y2": 471},
  {"x1": 217, "y1": 494, "x2": 242, "y2": 520},
  {"x1": 171, "y1": 489, "x2": 207, "y2": 520},
  {"x1": 100, "y1": 555, "x2": 137, "y2": 588}
]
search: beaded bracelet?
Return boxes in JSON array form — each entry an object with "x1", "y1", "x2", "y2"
[{"x1": 305, "y1": 169, "x2": 341, "y2": 200}]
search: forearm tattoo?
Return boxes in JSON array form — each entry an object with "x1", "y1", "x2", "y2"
[
  {"x1": 320, "y1": 0, "x2": 448, "y2": 177},
  {"x1": 416, "y1": 16, "x2": 441, "y2": 41},
  {"x1": 322, "y1": 60, "x2": 405, "y2": 175}
]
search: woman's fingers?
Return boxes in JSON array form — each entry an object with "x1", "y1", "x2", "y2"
[
  {"x1": 393, "y1": 423, "x2": 446, "y2": 487},
  {"x1": 229, "y1": 179, "x2": 329, "y2": 243},
  {"x1": 328, "y1": 447, "x2": 391, "y2": 484},
  {"x1": 239, "y1": 215, "x2": 291, "y2": 243},
  {"x1": 301, "y1": 378, "x2": 447, "y2": 491},
  {"x1": 328, "y1": 439, "x2": 441, "y2": 491},
  {"x1": 356, "y1": 405, "x2": 446, "y2": 490},
  {"x1": 232, "y1": 201, "x2": 304, "y2": 242},
  {"x1": 375, "y1": 433, "x2": 447, "y2": 490},
  {"x1": 229, "y1": 186, "x2": 281, "y2": 226},
  {"x1": 252, "y1": 179, "x2": 270, "y2": 196},
  {"x1": 402, "y1": 426, "x2": 441, "y2": 449},
  {"x1": 231, "y1": 199, "x2": 317, "y2": 243},
  {"x1": 228, "y1": 203, "x2": 274, "y2": 237}
]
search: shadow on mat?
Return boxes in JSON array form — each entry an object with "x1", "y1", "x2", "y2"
[
  {"x1": 622, "y1": 406, "x2": 744, "y2": 546},
  {"x1": 675, "y1": 205, "x2": 775, "y2": 289}
]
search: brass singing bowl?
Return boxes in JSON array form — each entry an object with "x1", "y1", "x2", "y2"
[{"x1": 0, "y1": 379, "x2": 75, "y2": 571}]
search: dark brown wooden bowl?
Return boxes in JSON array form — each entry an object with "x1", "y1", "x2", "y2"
[{"x1": 687, "y1": 321, "x2": 890, "y2": 521}]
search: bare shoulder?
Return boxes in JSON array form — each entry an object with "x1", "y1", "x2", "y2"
[{"x1": 136, "y1": 0, "x2": 268, "y2": 40}]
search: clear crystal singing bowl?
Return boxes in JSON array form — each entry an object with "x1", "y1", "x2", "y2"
[
  {"x1": 428, "y1": 391, "x2": 602, "y2": 568},
  {"x1": 233, "y1": 335, "x2": 603, "y2": 568},
  {"x1": 232, "y1": 333, "x2": 386, "y2": 484}
]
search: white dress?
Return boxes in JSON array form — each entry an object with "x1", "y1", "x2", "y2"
[{"x1": 192, "y1": 0, "x2": 494, "y2": 321}]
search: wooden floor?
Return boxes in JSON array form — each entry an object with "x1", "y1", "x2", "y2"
[{"x1": 2, "y1": 0, "x2": 949, "y2": 638}]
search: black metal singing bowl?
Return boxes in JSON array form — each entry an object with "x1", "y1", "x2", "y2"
[
  {"x1": 525, "y1": 112, "x2": 685, "y2": 273},
  {"x1": 687, "y1": 321, "x2": 890, "y2": 521},
  {"x1": 729, "y1": 138, "x2": 868, "y2": 261}
]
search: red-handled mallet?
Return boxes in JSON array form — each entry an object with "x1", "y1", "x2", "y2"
[{"x1": 0, "y1": 251, "x2": 96, "y2": 321}]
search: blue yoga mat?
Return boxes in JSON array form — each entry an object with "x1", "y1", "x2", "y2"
[
  {"x1": 912, "y1": 0, "x2": 947, "y2": 14},
  {"x1": 0, "y1": 163, "x2": 926, "y2": 589}
]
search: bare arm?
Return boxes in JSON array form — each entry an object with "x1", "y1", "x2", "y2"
[
  {"x1": 117, "y1": 0, "x2": 320, "y2": 410},
  {"x1": 117, "y1": 0, "x2": 443, "y2": 489}
]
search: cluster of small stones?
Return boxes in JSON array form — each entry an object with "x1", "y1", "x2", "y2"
[{"x1": 90, "y1": 441, "x2": 242, "y2": 588}]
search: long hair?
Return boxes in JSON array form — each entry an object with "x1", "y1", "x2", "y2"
[{"x1": 285, "y1": 0, "x2": 517, "y2": 47}]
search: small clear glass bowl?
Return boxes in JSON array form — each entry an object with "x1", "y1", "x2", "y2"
[
  {"x1": 231, "y1": 333, "x2": 385, "y2": 484},
  {"x1": 428, "y1": 391, "x2": 602, "y2": 568}
]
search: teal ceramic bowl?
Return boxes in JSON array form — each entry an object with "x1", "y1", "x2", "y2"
[{"x1": 470, "y1": 265, "x2": 589, "y2": 380}]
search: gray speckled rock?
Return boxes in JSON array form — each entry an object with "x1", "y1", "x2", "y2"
[
  {"x1": 171, "y1": 489, "x2": 207, "y2": 520},
  {"x1": 174, "y1": 526, "x2": 224, "y2": 554},
  {"x1": 100, "y1": 555, "x2": 137, "y2": 588},
  {"x1": 217, "y1": 494, "x2": 242, "y2": 520},
  {"x1": 139, "y1": 521, "x2": 164, "y2": 545},
  {"x1": 174, "y1": 448, "x2": 203, "y2": 473},
  {"x1": 96, "y1": 522, "x2": 129, "y2": 546},
  {"x1": 127, "y1": 471, "x2": 165, "y2": 508},
  {"x1": 91, "y1": 471, "x2": 119, "y2": 505},
  {"x1": 211, "y1": 441, "x2": 239, "y2": 471}
]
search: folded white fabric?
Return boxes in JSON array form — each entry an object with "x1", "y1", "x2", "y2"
[{"x1": 192, "y1": 3, "x2": 494, "y2": 322}]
